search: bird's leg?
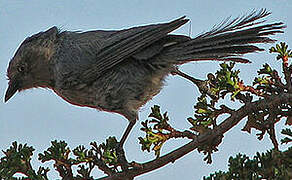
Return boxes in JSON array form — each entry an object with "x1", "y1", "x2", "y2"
[
  {"x1": 172, "y1": 68, "x2": 219, "y2": 102},
  {"x1": 171, "y1": 67, "x2": 201, "y2": 84},
  {"x1": 119, "y1": 119, "x2": 136, "y2": 147},
  {"x1": 117, "y1": 110, "x2": 138, "y2": 147},
  {"x1": 116, "y1": 118, "x2": 137, "y2": 171}
]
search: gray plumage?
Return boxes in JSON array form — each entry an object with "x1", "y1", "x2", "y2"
[{"x1": 4, "y1": 9, "x2": 285, "y2": 145}]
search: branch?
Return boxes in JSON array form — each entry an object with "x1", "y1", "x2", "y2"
[{"x1": 99, "y1": 93, "x2": 292, "y2": 180}]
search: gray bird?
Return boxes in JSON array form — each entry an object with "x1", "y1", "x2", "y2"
[{"x1": 4, "y1": 9, "x2": 285, "y2": 146}]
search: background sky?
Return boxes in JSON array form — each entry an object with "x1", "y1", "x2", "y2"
[{"x1": 0, "y1": 1, "x2": 291, "y2": 179}]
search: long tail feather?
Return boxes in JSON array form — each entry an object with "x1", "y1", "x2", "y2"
[{"x1": 162, "y1": 9, "x2": 285, "y2": 64}]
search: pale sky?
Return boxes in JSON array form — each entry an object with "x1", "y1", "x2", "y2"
[{"x1": 0, "y1": 1, "x2": 291, "y2": 179}]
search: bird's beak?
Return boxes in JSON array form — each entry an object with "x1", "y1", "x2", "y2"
[{"x1": 4, "y1": 79, "x2": 19, "y2": 102}]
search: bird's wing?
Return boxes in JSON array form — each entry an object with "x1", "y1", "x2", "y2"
[{"x1": 80, "y1": 16, "x2": 189, "y2": 82}]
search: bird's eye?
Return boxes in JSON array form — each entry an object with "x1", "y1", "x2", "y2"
[{"x1": 17, "y1": 65, "x2": 25, "y2": 72}]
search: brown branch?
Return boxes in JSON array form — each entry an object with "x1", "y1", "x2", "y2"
[
  {"x1": 92, "y1": 158, "x2": 115, "y2": 176},
  {"x1": 267, "y1": 124, "x2": 279, "y2": 150},
  {"x1": 99, "y1": 92, "x2": 292, "y2": 180}
]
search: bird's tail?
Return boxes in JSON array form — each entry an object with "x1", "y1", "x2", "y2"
[{"x1": 161, "y1": 9, "x2": 285, "y2": 64}]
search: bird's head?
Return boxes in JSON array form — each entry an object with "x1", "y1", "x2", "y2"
[{"x1": 5, "y1": 26, "x2": 59, "y2": 102}]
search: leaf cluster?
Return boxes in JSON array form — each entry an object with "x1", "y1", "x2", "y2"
[{"x1": 204, "y1": 147, "x2": 292, "y2": 180}]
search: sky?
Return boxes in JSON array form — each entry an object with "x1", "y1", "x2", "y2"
[{"x1": 0, "y1": 1, "x2": 291, "y2": 179}]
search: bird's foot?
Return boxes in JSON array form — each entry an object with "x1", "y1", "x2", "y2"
[{"x1": 115, "y1": 142, "x2": 130, "y2": 171}]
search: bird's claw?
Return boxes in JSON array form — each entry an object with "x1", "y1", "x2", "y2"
[{"x1": 115, "y1": 142, "x2": 130, "y2": 171}]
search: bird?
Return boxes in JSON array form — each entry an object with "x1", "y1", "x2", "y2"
[{"x1": 4, "y1": 9, "x2": 285, "y2": 146}]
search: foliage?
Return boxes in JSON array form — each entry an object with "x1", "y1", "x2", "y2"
[
  {"x1": 204, "y1": 147, "x2": 292, "y2": 180},
  {"x1": 0, "y1": 142, "x2": 49, "y2": 180},
  {"x1": 203, "y1": 42, "x2": 292, "y2": 180}
]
